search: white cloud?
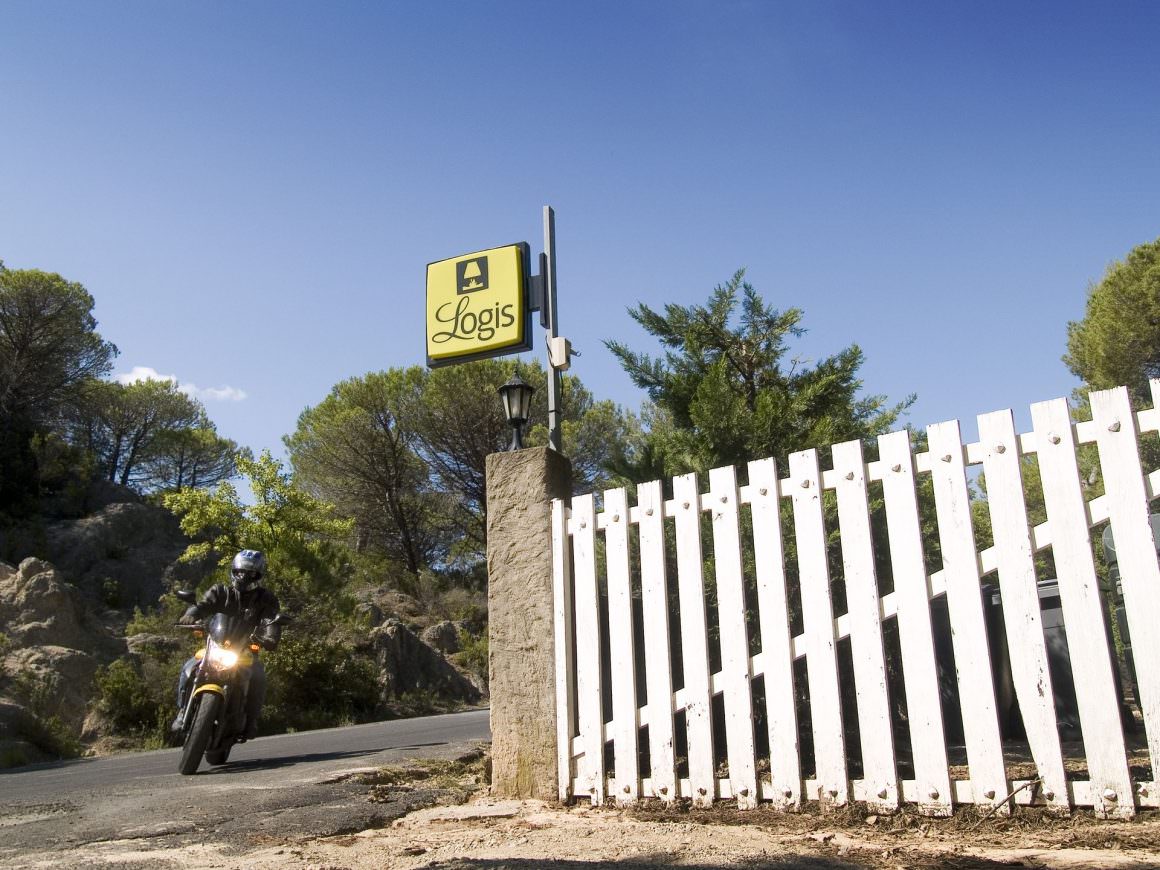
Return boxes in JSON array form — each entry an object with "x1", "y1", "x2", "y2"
[
  {"x1": 116, "y1": 365, "x2": 178, "y2": 386},
  {"x1": 196, "y1": 385, "x2": 248, "y2": 402},
  {"x1": 115, "y1": 366, "x2": 248, "y2": 402}
]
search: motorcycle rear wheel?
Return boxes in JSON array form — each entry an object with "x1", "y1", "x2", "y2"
[
  {"x1": 205, "y1": 746, "x2": 231, "y2": 766},
  {"x1": 179, "y1": 693, "x2": 220, "y2": 775}
]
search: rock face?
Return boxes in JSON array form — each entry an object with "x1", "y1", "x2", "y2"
[
  {"x1": 369, "y1": 619, "x2": 481, "y2": 706},
  {"x1": 40, "y1": 501, "x2": 195, "y2": 609},
  {"x1": 0, "y1": 559, "x2": 123, "y2": 659},
  {"x1": 0, "y1": 491, "x2": 196, "y2": 766},
  {"x1": 1, "y1": 498, "x2": 195, "y2": 613},
  {"x1": 0, "y1": 558, "x2": 128, "y2": 763},
  {"x1": 421, "y1": 620, "x2": 462, "y2": 654}
]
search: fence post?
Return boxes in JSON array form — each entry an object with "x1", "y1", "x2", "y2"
[{"x1": 486, "y1": 446, "x2": 573, "y2": 799}]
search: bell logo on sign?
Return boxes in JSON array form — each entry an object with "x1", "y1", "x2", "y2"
[
  {"x1": 426, "y1": 243, "x2": 531, "y2": 368},
  {"x1": 457, "y1": 258, "x2": 488, "y2": 294}
]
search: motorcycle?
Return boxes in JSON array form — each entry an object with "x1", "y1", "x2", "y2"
[{"x1": 172, "y1": 590, "x2": 290, "y2": 775}]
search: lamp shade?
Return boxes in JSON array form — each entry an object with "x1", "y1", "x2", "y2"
[{"x1": 497, "y1": 373, "x2": 535, "y2": 425}]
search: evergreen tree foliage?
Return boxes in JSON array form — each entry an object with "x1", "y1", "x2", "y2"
[
  {"x1": 605, "y1": 269, "x2": 913, "y2": 479},
  {"x1": 286, "y1": 360, "x2": 637, "y2": 579},
  {"x1": 0, "y1": 264, "x2": 118, "y2": 514},
  {"x1": 286, "y1": 368, "x2": 450, "y2": 576},
  {"x1": 1065, "y1": 236, "x2": 1160, "y2": 402},
  {"x1": 67, "y1": 378, "x2": 236, "y2": 490}
]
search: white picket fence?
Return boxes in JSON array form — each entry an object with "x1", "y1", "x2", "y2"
[{"x1": 550, "y1": 384, "x2": 1160, "y2": 818}]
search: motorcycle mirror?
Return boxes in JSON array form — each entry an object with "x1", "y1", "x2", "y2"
[{"x1": 175, "y1": 590, "x2": 197, "y2": 604}]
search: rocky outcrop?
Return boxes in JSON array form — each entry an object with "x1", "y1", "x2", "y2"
[
  {"x1": 0, "y1": 492, "x2": 196, "y2": 766},
  {"x1": 0, "y1": 558, "x2": 87, "y2": 648},
  {"x1": 0, "y1": 697, "x2": 57, "y2": 767},
  {"x1": 0, "y1": 558, "x2": 128, "y2": 762},
  {"x1": 0, "y1": 559, "x2": 122, "y2": 660},
  {"x1": 421, "y1": 620, "x2": 462, "y2": 654},
  {"x1": 4, "y1": 645, "x2": 100, "y2": 728},
  {"x1": 369, "y1": 619, "x2": 481, "y2": 707},
  {"x1": 41, "y1": 501, "x2": 195, "y2": 609}
]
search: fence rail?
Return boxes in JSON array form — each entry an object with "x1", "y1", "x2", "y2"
[{"x1": 551, "y1": 384, "x2": 1160, "y2": 818}]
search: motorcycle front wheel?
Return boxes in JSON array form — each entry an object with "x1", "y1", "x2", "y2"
[{"x1": 179, "y1": 692, "x2": 220, "y2": 775}]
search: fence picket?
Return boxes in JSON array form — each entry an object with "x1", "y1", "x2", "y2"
[
  {"x1": 877, "y1": 430, "x2": 953, "y2": 816},
  {"x1": 1031, "y1": 397, "x2": 1133, "y2": 819},
  {"x1": 550, "y1": 385, "x2": 1156, "y2": 814},
  {"x1": 1091, "y1": 387, "x2": 1160, "y2": 782},
  {"x1": 673, "y1": 473, "x2": 716, "y2": 806},
  {"x1": 748, "y1": 458, "x2": 802, "y2": 809},
  {"x1": 552, "y1": 498, "x2": 577, "y2": 802},
  {"x1": 637, "y1": 480, "x2": 677, "y2": 803},
  {"x1": 604, "y1": 488, "x2": 639, "y2": 804},
  {"x1": 976, "y1": 410, "x2": 1069, "y2": 814},
  {"x1": 707, "y1": 465, "x2": 759, "y2": 808},
  {"x1": 789, "y1": 450, "x2": 849, "y2": 806},
  {"x1": 927, "y1": 421, "x2": 1009, "y2": 813},
  {"x1": 570, "y1": 493, "x2": 605, "y2": 805},
  {"x1": 831, "y1": 440, "x2": 898, "y2": 810}
]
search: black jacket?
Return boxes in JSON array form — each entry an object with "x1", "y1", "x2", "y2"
[{"x1": 182, "y1": 584, "x2": 282, "y2": 649}]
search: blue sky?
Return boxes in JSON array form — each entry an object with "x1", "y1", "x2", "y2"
[{"x1": 3, "y1": 1, "x2": 1158, "y2": 461}]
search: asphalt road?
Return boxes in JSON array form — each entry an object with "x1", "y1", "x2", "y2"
[{"x1": 0, "y1": 707, "x2": 491, "y2": 867}]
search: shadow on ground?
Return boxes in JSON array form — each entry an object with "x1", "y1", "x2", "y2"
[
  {"x1": 199, "y1": 746, "x2": 386, "y2": 774},
  {"x1": 418, "y1": 856, "x2": 1026, "y2": 869}
]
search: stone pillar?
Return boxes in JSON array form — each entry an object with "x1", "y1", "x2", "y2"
[{"x1": 486, "y1": 446, "x2": 571, "y2": 799}]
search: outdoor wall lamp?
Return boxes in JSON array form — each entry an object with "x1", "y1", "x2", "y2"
[{"x1": 498, "y1": 373, "x2": 535, "y2": 451}]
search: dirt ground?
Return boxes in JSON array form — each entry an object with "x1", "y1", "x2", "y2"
[
  {"x1": 154, "y1": 798, "x2": 1160, "y2": 870},
  {"x1": 58, "y1": 753, "x2": 1160, "y2": 870},
  {"x1": 219, "y1": 797, "x2": 1160, "y2": 870}
]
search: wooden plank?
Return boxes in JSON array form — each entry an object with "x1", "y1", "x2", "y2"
[
  {"x1": 1031, "y1": 397, "x2": 1133, "y2": 819},
  {"x1": 673, "y1": 472, "x2": 716, "y2": 807},
  {"x1": 789, "y1": 450, "x2": 849, "y2": 807},
  {"x1": 637, "y1": 480, "x2": 677, "y2": 803},
  {"x1": 748, "y1": 458, "x2": 802, "y2": 809},
  {"x1": 1092, "y1": 386, "x2": 1160, "y2": 782},
  {"x1": 831, "y1": 439, "x2": 898, "y2": 811},
  {"x1": 570, "y1": 493, "x2": 605, "y2": 805},
  {"x1": 603, "y1": 488, "x2": 639, "y2": 805},
  {"x1": 878, "y1": 430, "x2": 953, "y2": 816},
  {"x1": 927, "y1": 421, "x2": 1009, "y2": 814},
  {"x1": 551, "y1": 498, "x2": 577, "y2": 802},
  {"x1": 708, "y1": 465, "x2": 759, "y2": 809},
  {"x1": 976, "y1": 410, "x2": 1069, "y2": 814}
]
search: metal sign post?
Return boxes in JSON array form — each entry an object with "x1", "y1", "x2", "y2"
[{"x1": 543, "y1": 206, "x2": 562, "y2": 453}]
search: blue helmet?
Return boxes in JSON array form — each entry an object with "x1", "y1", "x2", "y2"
[{"x1": 230, "y1": 549, "x2": 266, "y2": 591}]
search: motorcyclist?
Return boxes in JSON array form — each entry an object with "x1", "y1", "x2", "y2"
[{"x1": 172, "y1": 549, "x2": 282, "y2": 740}]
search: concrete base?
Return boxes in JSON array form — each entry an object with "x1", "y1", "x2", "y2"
[{"x1": 486, "y1": 447, "x2": 572, "y2": 799}]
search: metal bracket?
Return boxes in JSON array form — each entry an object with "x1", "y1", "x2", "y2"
[{"x1": 529, "y1": 252, "x2": 550, "y2": 328}]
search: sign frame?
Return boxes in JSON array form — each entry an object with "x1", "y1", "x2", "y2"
[{"x1": 425, "y1": 241, "x2": 533, "y2": 369}]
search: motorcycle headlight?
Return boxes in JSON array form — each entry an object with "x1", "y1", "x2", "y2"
[{"x1": 206, "y1": 646, "x2": 239, "y2": 668}]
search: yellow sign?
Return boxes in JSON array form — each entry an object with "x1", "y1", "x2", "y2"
[{"x1": 426, "y1": 243, "x2": 530, "y2": 367}]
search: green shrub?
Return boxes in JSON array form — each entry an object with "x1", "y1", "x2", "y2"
[
  {"x1": 6, "y1": 670, "x2": 85, "y2": 762},
  {"x1": 452, "y1": 629, "x2": 488, "y2": 686},
  {"x1": 263, "y1": 634, "x2": 380, "y2": 733},
  {"x1": 100, "y1": 577, "x2": 122, "y2": 608},
  {"x1": 21, "y1": 713, "x2": 83, "y2": 760},
  {"x1": 95, "y1": 658, "x2": 167, "y2": 734}
]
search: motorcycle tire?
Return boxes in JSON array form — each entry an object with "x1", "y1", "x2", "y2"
[
  {"x1": 179, "y1": 693, "x2": 220, "y2": 775},
  {"x1": 205, "y1": 746, "x2": 231, "y2": 766}
]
